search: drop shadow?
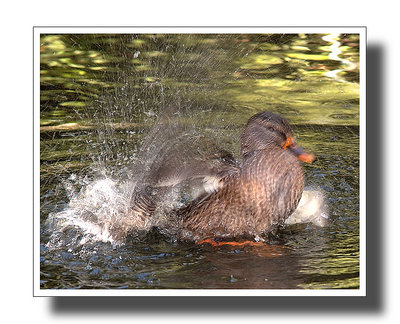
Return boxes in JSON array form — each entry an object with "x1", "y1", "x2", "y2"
[
  {"x1": 49, "y1": 44, "x2": 384, "y2": 314},
  {"x1": 364, "y1": 44, "x2": 384, "y2": 310}
]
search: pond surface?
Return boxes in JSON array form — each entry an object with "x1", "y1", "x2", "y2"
[{"x1": 39, "y1": 33, "x2": 360, "y2": 290}]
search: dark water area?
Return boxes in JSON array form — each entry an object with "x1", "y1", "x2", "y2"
[{"x1": 39, "y1": 33, "x2": 360, "y2": 290}]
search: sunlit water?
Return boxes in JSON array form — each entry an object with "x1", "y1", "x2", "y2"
[{"x1": 40, "y1": 33, "x2": 360, "y2": 289}]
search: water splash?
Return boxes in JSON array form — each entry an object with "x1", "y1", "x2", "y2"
[
  {"x1": 44, "y1": 112, "x2": 211, "y2": 249},
  {"x1": 285, "y1": 188, "x2": 329, "y2": 227},
  {"x1": 46, "y1": 176, "x2": 137, "y2": 249}
]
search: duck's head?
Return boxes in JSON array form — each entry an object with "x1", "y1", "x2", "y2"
[{"x1": 240, "y1": 111, "x2": 315, "y2": 163}]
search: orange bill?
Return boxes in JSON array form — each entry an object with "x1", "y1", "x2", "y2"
[
  {"x1": 289, "y1": 144, "x2": 315, "y2": 163},
  {"x1": 283, "y1": 136, "x2": 315, "y2": 163}
]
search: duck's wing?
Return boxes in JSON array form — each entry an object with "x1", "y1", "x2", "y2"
[
  {"x1": 130, "y1": 146, "x2": 239, "y2": 221},
  {"x1": 152, "y1": 143, "x2": 239, "y2": 194},
  {"x1": 129, "y1": 114, "x2": 240, "y2": 219}
]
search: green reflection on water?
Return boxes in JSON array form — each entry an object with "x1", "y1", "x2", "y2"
[{"x1": 40, "y1": 33, "x2": 359, "y2": 127}]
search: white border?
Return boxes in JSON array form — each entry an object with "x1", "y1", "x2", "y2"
[
  {"x1": 34, "y1": 28, "x2": 42, "y2": 297},
  {"x1": 34, "y1": 27, "x2": 366, "y2": 297},
  {"x1": 36, "y1": 288, "x2": 365, "y2": 297}
]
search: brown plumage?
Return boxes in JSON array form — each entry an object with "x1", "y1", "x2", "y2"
[{"x1": 130, "y1": 111, "x2": 314, "y2": 242}]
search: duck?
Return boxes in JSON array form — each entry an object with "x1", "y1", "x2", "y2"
[{"x1": 129, "y1": 111, "x2": 315, "y2": 243}]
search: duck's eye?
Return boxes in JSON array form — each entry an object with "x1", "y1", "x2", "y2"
[{"x1": 267, "y1": 126, "x2": 275, "y2": 132}]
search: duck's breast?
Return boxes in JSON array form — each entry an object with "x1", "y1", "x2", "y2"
[
  {"x1": 181, "y1": 149, "x2": 304, "y2": 240},
  {"x1": 239, "y1": 149, "x2": 305, "y2": 229}
]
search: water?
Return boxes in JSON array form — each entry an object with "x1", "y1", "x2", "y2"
[{"x1": 39, "y1": 33, "x2": 360, "y2": 290}]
